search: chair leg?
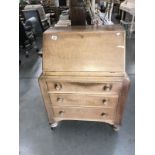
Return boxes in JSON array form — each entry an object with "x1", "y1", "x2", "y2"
[
  {"x1": 25, "y1": 51, "x2": 29, "y2": 58},
  {"x1": 129, "y1": 15, "x2": 135, "y2": 38}
]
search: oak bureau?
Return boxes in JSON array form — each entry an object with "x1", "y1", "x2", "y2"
[{"x1": 39, "y1": 25, "x2": 130, "y2": 131}]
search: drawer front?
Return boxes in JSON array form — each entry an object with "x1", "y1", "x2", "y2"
[
  {"x1": 46, "y1": 80, "x2": 122, "y2": 93},
  {"x1": 52, "y1": 106, "x2": 115, "y2": 121},
  {"x1": 50, "y1": 94, "x2": 118, "y2": 108}
]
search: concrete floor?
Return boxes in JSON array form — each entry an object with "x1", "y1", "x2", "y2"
[{"x1": 19, "y1": 36, "x2": 135, "y2": 155}]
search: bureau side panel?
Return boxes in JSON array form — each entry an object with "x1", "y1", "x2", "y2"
[
  {"x1": 114, "y1": 75, "x2": 130, "y2": 125},
  {"x1": 38, "y1": 75, "x2": 55, "y2": 124}
]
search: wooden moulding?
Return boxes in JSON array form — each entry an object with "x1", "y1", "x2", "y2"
[
  {"x1": 43, "y1": 71, "x2": 125, "y2": 77},
  {"x1": 43, "y1": 74, "x2": 125, "y2": 82}
]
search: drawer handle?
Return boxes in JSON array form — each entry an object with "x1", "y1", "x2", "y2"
[
  {"x1": 102, "y1": 99, "x2": 108, "y2": 105},
  {"x1": 57, "y1": 97, "x2": 63, "y2": 103},
  {"x1": 103, "y1": 84, "x2": 112, "y2": 91},
  {"x1": 59, "y1": 110, "x2": 65, "y2": 116},
  {"x1": 55, "y1": 83, "x2": 62, "y2": 90},
  {"x1": 101, "y1": 112, "x2": 107, "y2": 117}
]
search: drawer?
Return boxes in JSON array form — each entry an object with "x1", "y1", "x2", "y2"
[
  {"x1": 46, "y1": 80, "x2": 122, "y2": 94},
  {"x1": 50, "y1": 94, "x2": 118, "y2": 108},
  {"x1": 52, "y1": 106, "x2": 115, "y2": 122}
]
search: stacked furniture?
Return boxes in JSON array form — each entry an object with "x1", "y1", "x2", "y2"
[
  {"x1": 19, "y1": 20, "x2": 38, "y2": 58},
  {"x1": 23, "y1": 4, "x2": 50, "y2": 35},
  {"x1": 24, "y1": 4, "x2": 51, "y2": 25},
  {"x1": 120, "y1": 0, "x2": 135, "y2": 37},
  {"x1": 70, "y1": 0, "x2": 86, "y2": 25},
  {"x1": 39, "y1": 25, "x2": 130, "y2": 131}
]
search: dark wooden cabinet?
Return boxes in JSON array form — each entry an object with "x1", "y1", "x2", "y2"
[{"x1": 70, "y1": 0, "x2": 86, "y2": 25}]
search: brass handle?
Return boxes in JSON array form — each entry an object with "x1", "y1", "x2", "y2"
[
  {"x1": 101, "y1": 112, "x2": 107, "y2": 117},
  {"x1": 57, "y1": 97, "x2": 63, "y2": 103},
  {"x1": 55, "y1": 83, "x2": 62, "y2": 90},
  {"x1": 59, "y1": 110, "x2": 64, "y2": 116},
  {"x1": 102, "y1": 99, "x2": 108, "y2": 105},
  {"x1": 103, "y1": 84, "x2": 112, "y2": 91}
]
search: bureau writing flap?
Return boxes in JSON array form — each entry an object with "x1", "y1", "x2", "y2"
[{"x1": 43, "y1": 25, "x2": 125, "y2": 73}]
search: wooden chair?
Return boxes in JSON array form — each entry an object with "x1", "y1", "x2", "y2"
[{"x1": 120, "y1": 0, "x2": 135, "y2": 38}]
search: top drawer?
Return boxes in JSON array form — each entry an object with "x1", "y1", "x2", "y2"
[
  {"x1": 46, "y1": 80, "x2": 122, "y2": 94},
  {"x1": 43, "y1": 25, "x2": 125, "y2": 73}
]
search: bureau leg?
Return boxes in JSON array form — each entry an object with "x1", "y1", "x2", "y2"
[
  {"x1": 50, "y1": 122, "x2": 59, "y2": 130},
  {"x1": 112, "y1": 124, "x2": 120, "y2": 131}
]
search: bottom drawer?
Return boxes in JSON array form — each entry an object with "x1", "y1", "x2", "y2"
[{"x1": 52, "y1": 106, "x2": 115, "y2": 123}]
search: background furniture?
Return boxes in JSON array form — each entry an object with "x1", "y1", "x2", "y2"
[
  {"x1": 70, "y1": 0, "x2": 86, "y2": 26},
  {"x1": 23, "y1": 4, "x2": 50, "y2": 35},
  {"x1": 24, "y1": 4, "x2": 51, "y2": 26},
  {"x1": 39, "y1": 25, "x2": 130, "y2": 131},
  {"x1": 54, "y1": 10, "x2": 71, "y2": 27},
  {"x1": 120, "y1": 0, "x2": 135, "y2": 37},
  {"x1": 19, "y1": 20, "x2": 38, "y2": 58},
  {"x1": 23, "y1": 9, "x2": 49, "y2": 35}
]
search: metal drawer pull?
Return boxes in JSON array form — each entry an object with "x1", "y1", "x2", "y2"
[
  {"x1": 57, "y1": 97, "x2": 63, "y2": 103},
  {"x1": 101, "y1": 112, "x2": 107, "y2": 117},
  {"x1": 102, "y1": 99, "x2": 108, "y2": 105},
  {"x1": 55, "y1": 83, "x2": 62, "y2": 90},
  {"x1": 103, "y1": 84, "x2": 112, "y2": 91},
  {"x1": 59, "y1": 110, "x2": 65, "y2": 116}
]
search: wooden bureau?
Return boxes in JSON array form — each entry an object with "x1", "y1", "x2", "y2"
[{"x1": 39, "y1": 25, "x2": 130, "y2": 131}]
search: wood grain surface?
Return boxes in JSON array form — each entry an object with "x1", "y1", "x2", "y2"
[{"x1": 43, "y1": 25, "x2": 125, "y2": 73}]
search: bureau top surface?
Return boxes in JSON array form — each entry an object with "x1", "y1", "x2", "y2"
[{"x1": 43, "y1": 25, "x2": 126, "y2": 73}]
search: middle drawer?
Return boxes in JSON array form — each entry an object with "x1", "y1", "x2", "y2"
[{"x1": 49, "y1": 93, "x2": 118, "y2": 108}]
